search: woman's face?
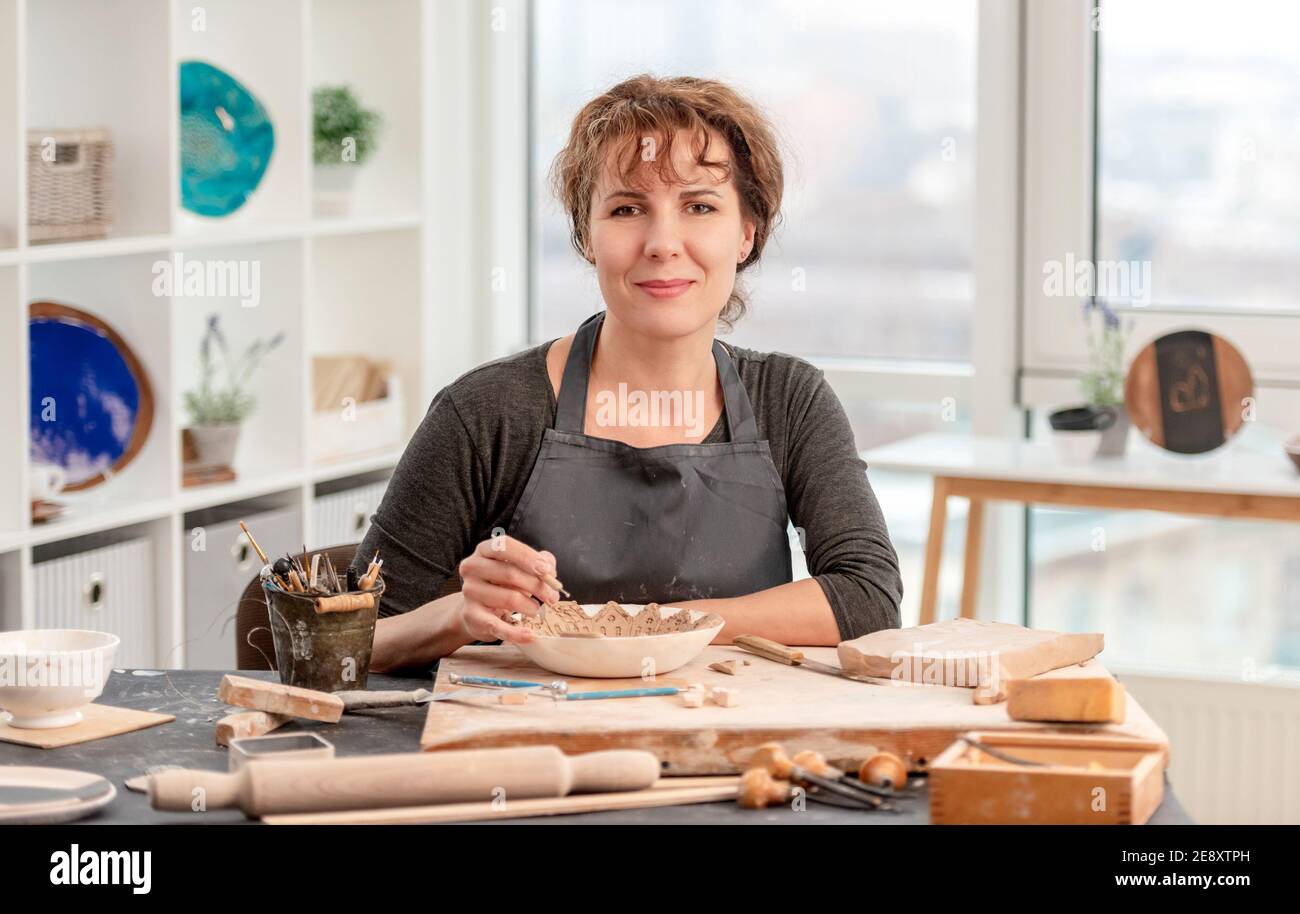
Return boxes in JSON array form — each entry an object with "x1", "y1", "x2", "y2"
[{"x1": 587, "y1": 128, "x2": 756, "y2": 341}]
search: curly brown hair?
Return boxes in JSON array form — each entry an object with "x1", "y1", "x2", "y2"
[{"x1": 549, "y1": 74, "x2": 785, "y2": 328}]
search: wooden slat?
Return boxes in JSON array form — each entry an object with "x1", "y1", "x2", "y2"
[
  {"x1": 942, "y1": 476, "x2": 1300, "y2": 522},
  {"x1": 263, "y1": 781, "x2": 740, "y2": 825},
  {"x1": 919, "y1": 477, "x2": 950, "y2": 625}
]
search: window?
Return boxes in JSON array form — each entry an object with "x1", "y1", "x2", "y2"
[
  {"x1": 530, "y1": 0, "x2": 978, "y2": 361},
  {"x1": 1096, "y1": 0, "x2": 1300, "y2": 314}
]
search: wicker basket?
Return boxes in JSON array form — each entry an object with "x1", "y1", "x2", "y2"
[{"x1": 27, "y1": 128, "x2": 115, "y2": 242}]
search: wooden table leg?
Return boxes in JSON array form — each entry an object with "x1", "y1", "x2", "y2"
[
  {"x1": 919, "y1": 477, "x2": 950, "y2": 625},
  {"x1": 960, "y1": 497, "x2": 985, "y2": 619}
]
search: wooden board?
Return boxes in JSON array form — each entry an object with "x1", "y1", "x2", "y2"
[
  {"x1": 1007, "y1": 660, "x2": 1125, "y2": 723},
  {"x1": 0, "y1": 704, "x2": 174, "y2": 749},
  {"x1": 836, "y1": 618, "x2": 1103, "y2": 691},
  {"x1": 420, "y1": 645, "x2": 1168, "y2": 775}
]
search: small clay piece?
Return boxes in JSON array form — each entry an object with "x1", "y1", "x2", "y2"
[
  {"x1": 859, "y1": 751, "x2": 908, "y2": 790},
  {"x1": 708, "y1": 660, "x2": 741, "y2": 675},
  {"x1": 738, "y1": 768, "x2": 791, "y2": 809},
  {"x1": 498, "y1": 691, "x2": 529, "y2": 706},
  {"x1": 710, "y1": 687, "x2": 740, "y2": 707},
  {"x1": 680, "y1": 690, "x2": 705, "y2": 708}
]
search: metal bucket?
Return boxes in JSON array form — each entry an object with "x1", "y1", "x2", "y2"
[{"x1": 263, "y1": 580, "x2": 382, "y2": 692}]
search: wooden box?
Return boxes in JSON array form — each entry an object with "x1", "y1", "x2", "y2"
[{"x1": 929, "y1": 731, "x2": 1166, "y2": 825}]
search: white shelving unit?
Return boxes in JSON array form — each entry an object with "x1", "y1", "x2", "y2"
[{"x1": 0, "y1": 0, "x2": 435, "y2": 667}]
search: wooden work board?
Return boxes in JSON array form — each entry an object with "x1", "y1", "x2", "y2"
[{"x1": 422, "y1": 645, "x2": 1169, "y2": 775}]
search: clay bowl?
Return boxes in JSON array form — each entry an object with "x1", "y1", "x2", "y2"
[
  {"x1": 0, "y1": 629, "x2": 119, "y2": 729},
  {"x1": 516, "y1": 602, "x2": 723, "y2": 678},
  {"x1": 1286, "y1": 434, "x2": 1300, "y2": 473}
]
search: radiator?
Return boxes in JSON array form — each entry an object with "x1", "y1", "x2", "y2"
[{"x1": 1117, "y1": 671, "x2": 1300, "y2": 824}]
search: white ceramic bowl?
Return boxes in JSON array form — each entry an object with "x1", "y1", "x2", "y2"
[
  {"x1": 517, "y1": 604, "x2": 723, "y2": 678},
  {"x1": 0, "y1": 629, "x2": 119, "y2": 729}
]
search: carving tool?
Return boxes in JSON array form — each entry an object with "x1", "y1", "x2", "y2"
[
  {"x1": 242, "y1": 521, "x2": 289, "y2": 589},
  {"x1": 749, "y1": 742, "x2": 886, "y2": 809},
  {"x1": 441, "y1": 674, "x2": 679, "y2": 702},
  {"x1": 448, "y1": 673, "x2": 547, "y2": 689},
  {"x1": 148, "y1": 746, "x2": 661, "y2": 817},
  {"x1": 239, "y1": 521, "x2": 269, "y2": 564},
  {"x1": 542, "y1": 572, "x2": 570, "y2": 598},
  {"x1": 791, "y1": 748, "x2": 900, "y2": 799},
  {"x1": 559, "y1": 686, "x2": 678, "y2": 701},
  {"x1": 733, "y1": 635, "x2": 886, "y2": 686}
]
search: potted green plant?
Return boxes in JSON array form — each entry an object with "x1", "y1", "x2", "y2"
[
  {"x1": 183, "y1": 315, "x2": 284, "y2": 473},
  {"x1": 1080, "y1": 299, "x2": 1132, "y2": 457},
  {"x1": 312, "y1": 85, "x2": 381, "y2": 216}
]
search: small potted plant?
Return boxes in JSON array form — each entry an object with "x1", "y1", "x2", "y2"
[
  {"x1": 183, "y1": 315, "x2": 284, "y2": 474},
  {"x1": 312, "y1": 85, "x2": 381, "y2": 216},
  {"x1": 1080, "y1": 299, "x2": 1132, "y2": 457},
  {"x1": 1047, "y1": 300, "x2": 1133, "y2": 462}
]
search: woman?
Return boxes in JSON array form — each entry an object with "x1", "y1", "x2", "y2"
[{"x1": 360, "y1": 74, "x2": 902, "y2": 673}]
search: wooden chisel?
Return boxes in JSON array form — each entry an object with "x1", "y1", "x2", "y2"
[{"x1": 733, "y1": 635, "x2": 886, "y2": 685}]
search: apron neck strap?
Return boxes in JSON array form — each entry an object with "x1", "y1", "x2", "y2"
[{"x1": 554, "y1": 311, "x2": 758, "y2": 442}]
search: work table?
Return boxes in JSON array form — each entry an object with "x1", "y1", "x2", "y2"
[{"x1": 0, "y1": 667, "x2": 1194, "y2": 824}]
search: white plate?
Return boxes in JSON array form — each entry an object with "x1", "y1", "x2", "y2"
[{"x1": 0, "y1": 766, "x2": 116, "y2": 824}]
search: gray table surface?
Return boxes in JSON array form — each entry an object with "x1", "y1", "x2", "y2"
[{"x1": 0, "y1": 667, "x2": 1194, "y2": 824}]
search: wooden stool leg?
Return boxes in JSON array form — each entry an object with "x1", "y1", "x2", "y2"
[
  {"x1": 919, "y1": 477, "x2": 950, "y2": 625},
  {"x1": 960, "y1": 498, "x2": 985, "y2": 619}
]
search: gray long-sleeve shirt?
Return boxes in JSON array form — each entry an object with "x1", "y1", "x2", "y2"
[{"x1": 352, "y1": 337, "x2": 903, "y2": 640}]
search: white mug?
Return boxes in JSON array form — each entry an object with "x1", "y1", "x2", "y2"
[{"x1": 30, "y1": 463, "x2": 66, "y2": 500}]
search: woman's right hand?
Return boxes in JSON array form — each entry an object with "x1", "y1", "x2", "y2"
[{"x1": 455, "y1": 535, "x2": 561, "y2": 644}]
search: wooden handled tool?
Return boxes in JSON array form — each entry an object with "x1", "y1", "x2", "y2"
[
  {"x1": 148, "y1": 746, "x2": 661, "y2": 817},
  {"x1": 314, "y1": 592, "x2": 375, "y2": 614},
  {"x1": 733, "y1": 635, "x2": 884, "y2": 685},
  {"x1": 334, "y1": 689, "x2": 435, "y2": 711},
  {"x1": 733, "y1": 635, "x2": 804, "y2": 665}
]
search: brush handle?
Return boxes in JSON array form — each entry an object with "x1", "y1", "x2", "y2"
[{"x1": 148, "y1": 746, "x2": 660, "y2": 817}]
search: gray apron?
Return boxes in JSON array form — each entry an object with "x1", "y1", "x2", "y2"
[{"x1": 508, "y1": 311, "x2": 793, "y2": 604}]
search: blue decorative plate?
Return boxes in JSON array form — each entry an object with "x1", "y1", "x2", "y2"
[
  {"x1": 29, "y1": 303, "x2": 154, "y2": 491},
  {"x1": 179, "y1": 60, "x2": 275, "y2": 217}
]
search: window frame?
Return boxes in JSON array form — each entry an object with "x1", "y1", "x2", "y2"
[{"x1": 1019, "y1": 0, "x2": 1300, "y2": 420}]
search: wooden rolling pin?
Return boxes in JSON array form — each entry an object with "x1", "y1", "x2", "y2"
[{"x1": 148, "y1": 746, "x2": 660, "y2": 817}]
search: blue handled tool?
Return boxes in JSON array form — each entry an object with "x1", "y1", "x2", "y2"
[{"x1": 561, "y1": 686, "x2": 679, "y2": 701}]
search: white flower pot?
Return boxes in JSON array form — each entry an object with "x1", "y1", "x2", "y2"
[
  {"x1": 185, "y1": 423, "x2": 242, "y2": 470},
  {"x1": 313, "y1": 163, "x2": 360, "y2": 216}
]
